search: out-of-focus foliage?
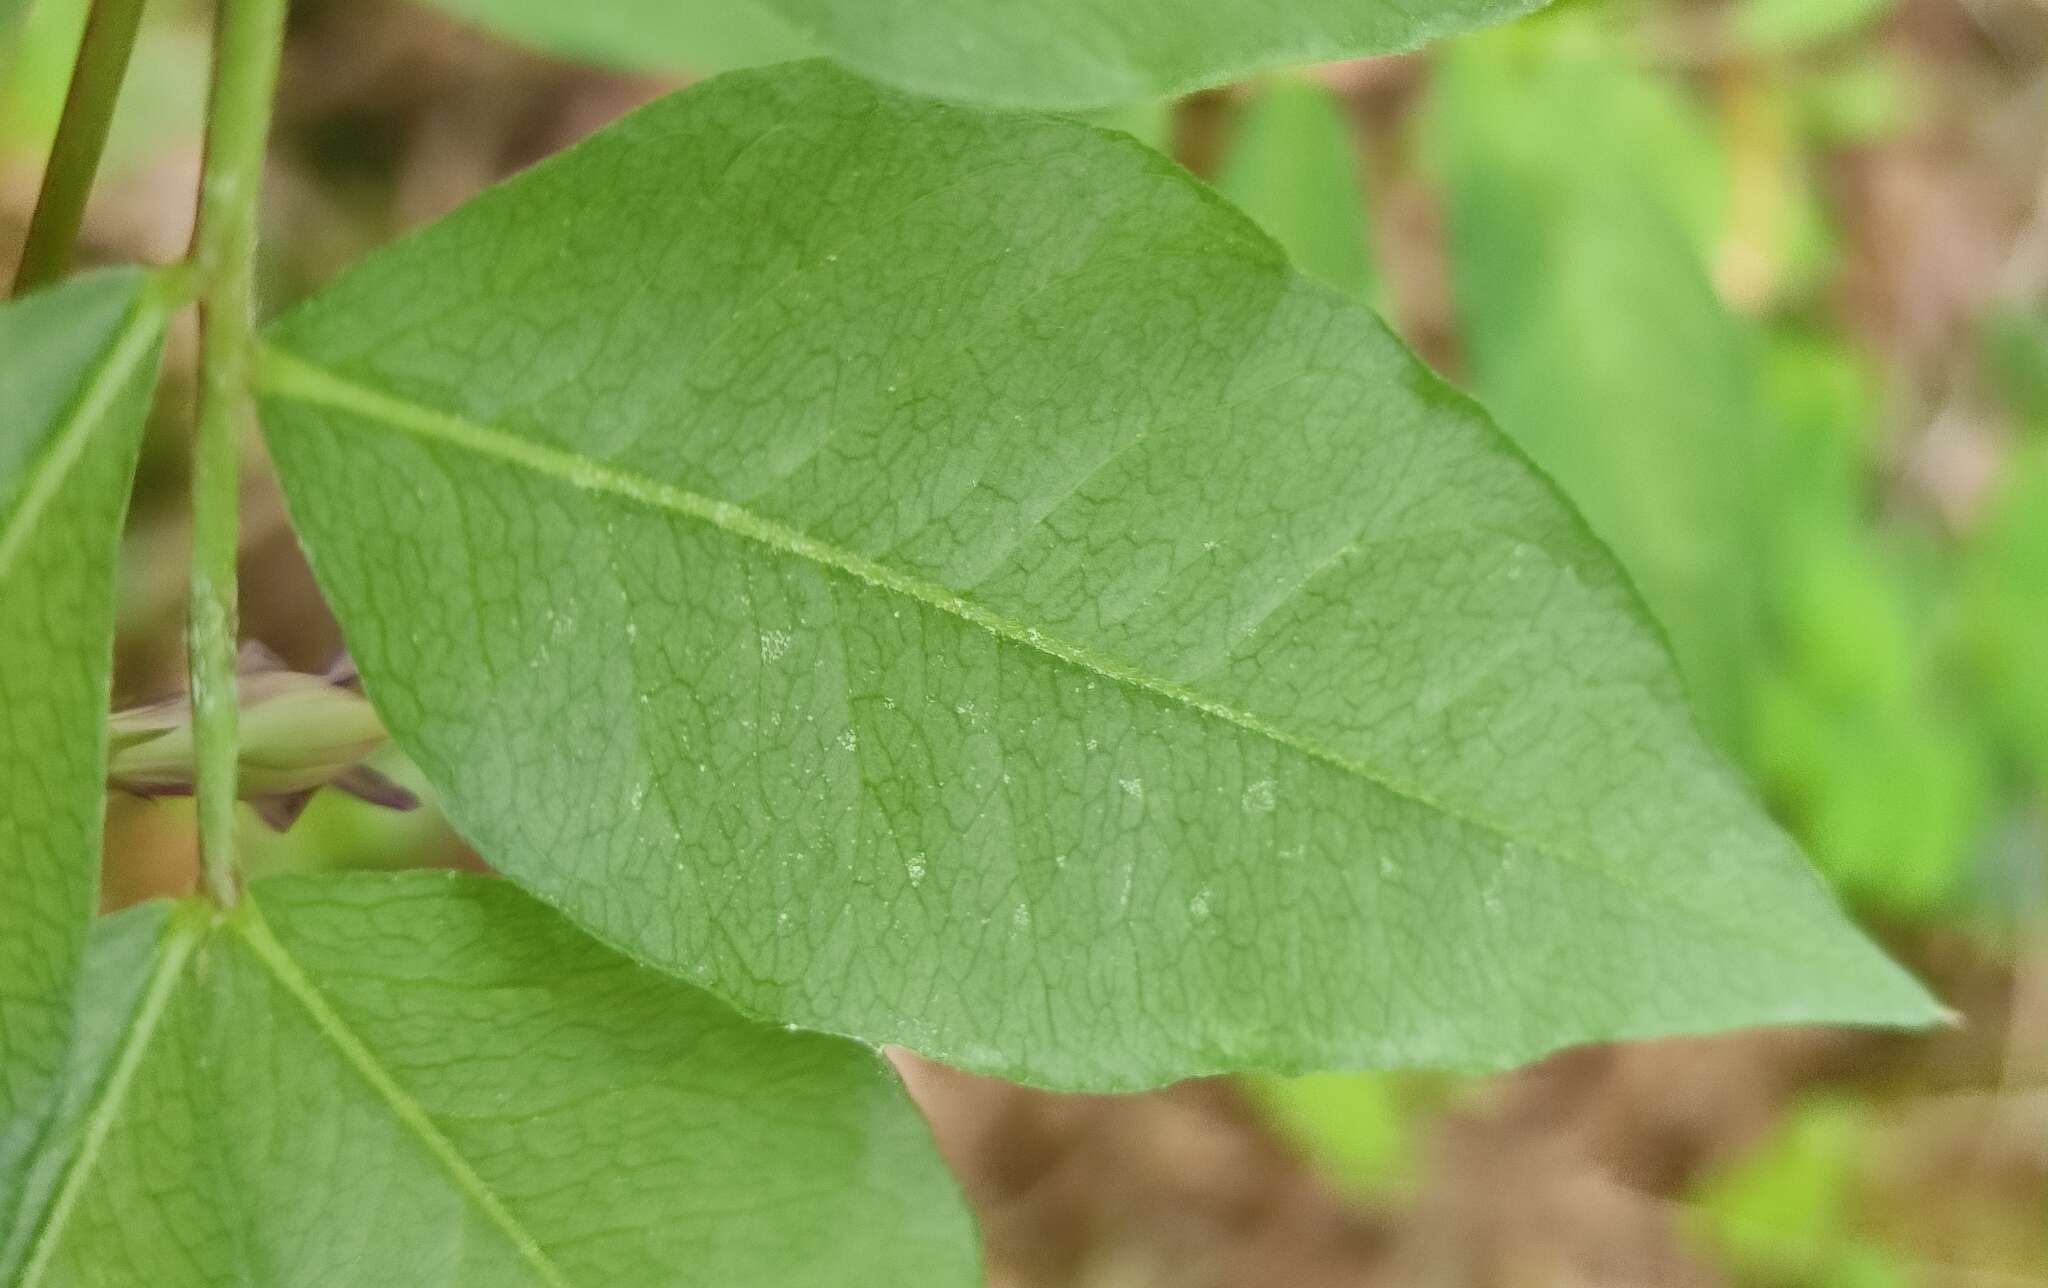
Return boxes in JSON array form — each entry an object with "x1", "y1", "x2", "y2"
[
  {"x1": 0, "y1": 0, "x2": 26, "y2": 68},
  {"x1": 1427, "y1": 25, "x2": 1765, "y2": 751},
  {"x1": 1690, "y1": 1098, "x2": 1911, "y2": 1288},
  {"x1": 1241, "y1": 1071, "x2": 1427, "y2": 1199},
  {"x1": 1980, "y1": 306, "x2": 2048, "y2": 433},
  {"x1": 1229, "y1": 0, "x2": 2044, "y2": 1252},
  {"x1": 1213, "y1": 76, "x2": 1378, "y2": 304},
  {"x1": 1413, "y1": 11, "x2": 2005, "y2": 915},
  {"x1": 1749, "y1": 333, "x2": 1989, "y2": 915},
  {"x1": 1736, "y1": 0, "x2": 1892, "y2": 53},
  {"x1": 1959, "y1": 445, "x2": 2048, "y2": 783},
  {"x1": 0, "y1": 0, "x2": 205, "y2": 176},
  {"x1": 1085, "y1": 98, "x2": 1175, "y2": 156},
  {"x1": 414, "y1": 0, "x2": 1555, "y2": 108},
  {"x1": 418, "y1": 0, "x2": 813, "y2": 77}
]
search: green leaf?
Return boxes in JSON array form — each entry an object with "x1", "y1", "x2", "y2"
[
  {"x1": 1080, "y1": 97, "x2": 1174, "y2": 157},
  {"x1": 1751, "y1": 509, "x2": 1986, "y2": 915},
  {"x1": 2, "y1": 873, "x2": 975, "y2": 1285},
  {"x1": 0, "y1": 267, "x2": 163, "y2": 1215},
  {"x1": 1212, "y1": 75, "x2": 1377, "y2": 304},
  {"x1": 418, "y1": 0, "x2": 1551, "y2": 109},
  {"x1": 1979, "y1": 305, "x2": 2048, "y2": 431},
  {"x1": 420, "y1": 0, "x2": 814, "y2": 77},
  {"x1": 1959, "y1": 445, "x2": 2048, "y2": 780},
  {"x1": 1735, "y1": 0, "x2": 1893, "y2": 53},
  {"x1": 1241, "y1": 1070, "x2": 1430, "y2": 1199},
  {"x1": 1426, "y1": 40, "x2": 1764, "y2": 748},
  {"x1": 0, "y1": 0, "x2": 207, "y2": 174},
  {"x1": 1740, "y1": 336, "x2": 1986, "y2": 915},
  {"x1": 257, "y1": 61, "x2": 1939, "y2": 1091},
  {"x1": 1688, "y1": 1097, "x2": 1911, "y2": 1288}
]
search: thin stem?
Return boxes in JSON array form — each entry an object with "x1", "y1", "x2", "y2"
[
  {"x1": 11, "y1": 0, "x2": 148, "y2": 295},
  {"x1": 186, "y1": 0, "x2": 285, "y2": 907}
]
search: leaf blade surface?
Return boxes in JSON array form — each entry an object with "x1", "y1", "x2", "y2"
[
  {"x1": 8, "y1": 873, "x2": 974, "y2": 1286},
  {"x1": 258, "y1": 62, "x2": 1939, "y2": 1090},
  {"x1": 0, "y1": 267, "x2": 162, "y2": 1222}
]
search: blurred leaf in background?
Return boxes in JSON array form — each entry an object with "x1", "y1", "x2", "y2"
[
  {"x1": 1220, "y1": 0, "x2": 2007, "y2": 1194},
  {"x1": 413, "y1": 0, "x2": 1556, "y2": 108},
  {"x1": 1418, "y1": 12, "x2": 1998, "y2": 917},
  {"x1": 417, "y1": 0, "x2": 813, "y2": 77},
  {"x1": 1213, "y1": 75, "x2": 1378, "y2": 305},
  {"x1": 1425, "y1": 22, "x2": 1765, "y2": 751},
  {"x1": 0, "y1": 0, "x2": 205, "y2": 179},
  {"x1": 1748, "y1": 332, "x2": 1990, "y2": 915},
  {"x1": 1241, "y1": 1071, "x2": 1434, "y2": 1200},
  {"x1": 0, "y1": 0, "x2": 27, "y2": 74},
  {"x1": 1218, "y1": 0, "x2": 2040, "y2": 1217},
  {"x1": 1979, "y1": 305, "x2": 2048, "y2": 436},
  {"x1": 1736, "y1": 0, "x2": 1893, "y2": 55},
  {"x1": 1082, "y1": 97, "x2": 1174, "y2": 157},
  {"x1": 1959, "y1": 443, "x2": 2048, "y2": 787},
  {"x1": 1689, "y1": 1097, "x2": 1913, "y2": 1288}
]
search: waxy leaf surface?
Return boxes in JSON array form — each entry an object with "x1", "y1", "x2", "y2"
[
  {"x1": 1, "y1": 873, "x2": 973, "y2": 1285},
  {"x1": 420, "y1": 0, "x2": 1548, "y2": 108},
  {"x1": 0, "y1": 268, "x2": 161, "y2": 1218},
  {"x1": 259, "y1": 62, "x2": 1939, "y2": 1089}
]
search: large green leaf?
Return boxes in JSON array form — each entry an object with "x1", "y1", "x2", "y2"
[
  {"x1": 0, "y1": 267, "x2": 164, "y2": 1214},
  {"x1": 257, "y1": 61, "x2": 1938, "y2": 1091},
  {"x1": 418, "y1": 0, "x2": 1549, "y2": 109},
  {"x1": 1, "y1": 873, "x2": 974, "y2": 1285}
]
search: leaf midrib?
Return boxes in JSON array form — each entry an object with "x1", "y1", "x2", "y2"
[
  {"x1": 11, "y1": 910, "x2": 200, "y2": 1288},
  {"x1": 255, "y1": 344, "x2": 1724, "y2": 920},
  {"x1": 14, "y1": 899, "x2": 574, "y2": 1288},
  {"x1": 231, "y1": 904, "x2": 574, "y2": 1288}
]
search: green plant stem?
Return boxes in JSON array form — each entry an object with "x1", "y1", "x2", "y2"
[
  {"x1": 186, "y1": 0, "x2": 285, "y2": 908},
  {"x1": 11, "y1": 0, "x2": 148, "y2": 295}
]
